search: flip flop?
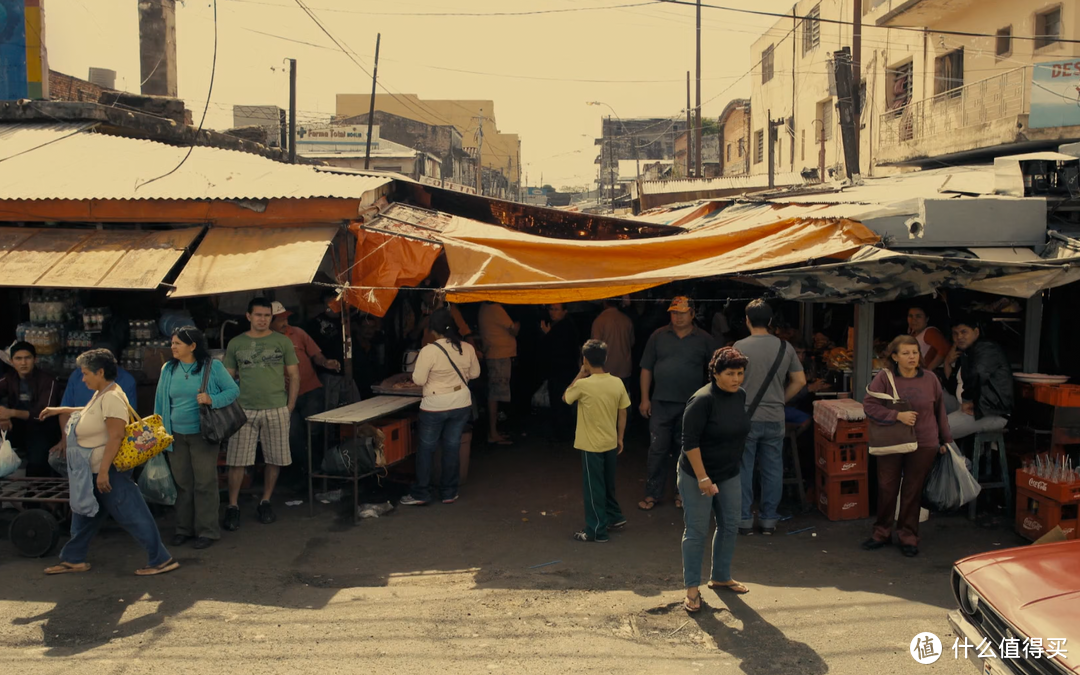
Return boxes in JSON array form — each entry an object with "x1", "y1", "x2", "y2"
[
  {"x1": 708, "y1": 580, "x2": 750, "y2": 594},
  {"x1": 135, "y1": 559, "x2": 180, "y2": 576},
  {"x1": 675, "y1": 497, "x2": 683, "y2": 509},
  {"x1": 637, "y1": 497, "x2": 658, "y2": 511},
  {"x1": 44, "y1": 562, "x2": 91, "y2": 575},
  {"x1": 684, "y1": 591, "x2": 702, "y2": 613}
]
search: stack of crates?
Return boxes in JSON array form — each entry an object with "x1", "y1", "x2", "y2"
[
  {"x1": 814, "y1": 418, "x2": 871, "y2": 521},
  {"x1": 1015, "y1": 467, "x2": 1080, "y2": 541}
]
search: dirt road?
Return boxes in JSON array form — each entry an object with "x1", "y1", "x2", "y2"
[{"x1": 0, "y1": 431, "x2": 1008, "y2": 674}]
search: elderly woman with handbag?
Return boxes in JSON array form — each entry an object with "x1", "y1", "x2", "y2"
[
  {"x1": 155, "y1": 326, "x2": 240, "y2": 550},
  {"x1": 38, "y1": 349, "x2": 179, "y2": 576},
  {"x1": 862, "y1": 334, "x2": 952, "y2": 558}
]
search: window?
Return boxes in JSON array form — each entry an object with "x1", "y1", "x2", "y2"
[
  {"x1": 934, "y1": 49, "x2": 964, "y2": 97},
  {"x1": 887, "y1": 61, "x2": 913, "y2": 110},
  {"x1": 817, "y1": 99, "x2": 833, "y2": 142},
  {"x1": 801, "y1": 129, "x2": 806, "y2": 161},
  {"x1": 762, "y1": 45, "x2": 775, "y2": 84},
  {"x1": 737, "y1": 138, "x2": 745, "y2": 158},
  {"x1": 754, "y1": 129, "x2": 764, "y2": 164},
  {"x1": 996, "y1": 26, "x2": 1012, "y2": 58},
  {"x1": 1036, "y1": 7, "x2": 1062, "y2": 49},
  {"x1": 726, "y1": 143, "x2": 732, "y2": 161},
  {"x1": 802, "y1": 5, "x2": 821, "y2": 55}
]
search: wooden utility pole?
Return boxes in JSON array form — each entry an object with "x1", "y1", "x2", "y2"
[
  {"x1": 694, "y1": 0, "x2": 703, "y2": 179},
  {"x1": 474, "y1": 109, "x2": 486, "y2": 194},
  {"x1": 686, "y1": 71, "x2": 693, "y2": 177},
  {"x1": 767, "y1": 109, "x2": 783, "y2": 189},
  {"x1": 852, "y1": 0, "x2": 862, "y2": 173},
  {"x1": 833, "y1": 47, "x2": 860, "y2": 180},
  {"x1": 608, "y1": 116, "x2": 616, "y2": 212},
  {"x1": 279, "y1": 108, "x2": 287, "y2": 151},
  {"x1": 363, "y1": 33, "x2": 381, "y2": 170},
  {"x1": 792, "y1": 7, "x2": 797, "y2": 170},
  {"x1": 288, "y1": 58, "x2": 297, "y2": 164}
]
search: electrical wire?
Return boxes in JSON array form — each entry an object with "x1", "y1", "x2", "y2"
[
  {"x1": 135, "y1": 0, "x2": 218, "y2": 190},
  {"x1": 229, "y1": 0, "x2": 660, "y2": 17}
]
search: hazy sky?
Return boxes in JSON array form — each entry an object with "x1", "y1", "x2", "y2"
[{"x1": 45, "y1": 0, "x2": 798, "y2": 188}]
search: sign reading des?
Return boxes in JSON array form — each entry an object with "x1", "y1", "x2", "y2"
[{"x1": 1030, "y1": 60, "x2": 1080, "y2": 129}]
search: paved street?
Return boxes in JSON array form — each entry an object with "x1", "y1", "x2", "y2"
[{"x1": 0, "y1": 432, "x2": 1006, "y2": 674}]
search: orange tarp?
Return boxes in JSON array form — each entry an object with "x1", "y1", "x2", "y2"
[
  {"x1": 438, "y1": 205, "x2": 880, "y2": 304},
  {"x1": 346, "y1": 224, "x2": 442, "y2": 317}
]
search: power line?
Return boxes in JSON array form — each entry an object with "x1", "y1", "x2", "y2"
[
  {"x1": 227, "y1": 0, "x2": 660, "y2": 17},
  {"x1": 135, "y1": 0, "x2": 218, "y2": 190}
]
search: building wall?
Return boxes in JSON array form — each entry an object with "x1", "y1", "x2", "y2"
[
  {"x1": 719, "y1": 102, "x2": 751, "y2": 176},
  {"x1": 343, "y1": 110, "x2": 475, "y2": 186},
  {"x1": 49, "y1": 70, "x2": 109, "y2": 103},
  {"x1": 315, "y1": 155, "x2": 417, "y2": 176}
]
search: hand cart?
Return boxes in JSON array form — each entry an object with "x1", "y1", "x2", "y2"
[{"x1": 0, "y1": 477, "x2": 70, "y2": 557}]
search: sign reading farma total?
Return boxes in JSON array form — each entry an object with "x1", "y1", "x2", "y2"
[
  {"x1": 1030, "y1": 60, "x2": 1080, "y2": 129},
  {"x1": 296, "y1": 124, "x2": 381, "y2": 153}
]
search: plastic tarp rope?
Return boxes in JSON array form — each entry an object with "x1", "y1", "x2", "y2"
[{"x1": 438, "y1": 205, "x2": 880, "y2": 305}]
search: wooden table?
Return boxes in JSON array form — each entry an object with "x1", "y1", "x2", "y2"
[{"x1": 306, "y1": 395, "x2": 421, "y2": 524}]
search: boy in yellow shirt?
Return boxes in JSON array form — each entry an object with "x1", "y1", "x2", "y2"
[{"x1": 563, "y1": 339, "x2": 630, "y2": 543}]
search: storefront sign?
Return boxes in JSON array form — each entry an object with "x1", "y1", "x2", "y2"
[
  {"x1": 1030, "y1": 59, "x2": 1080, "y2": 129},
  {"x1": 296, "y1": 124, "x2": 380, "y2": 153}
]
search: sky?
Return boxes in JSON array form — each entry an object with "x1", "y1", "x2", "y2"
[{"x1": 44, "y1": 0, "x2": 799, "y2": 189}]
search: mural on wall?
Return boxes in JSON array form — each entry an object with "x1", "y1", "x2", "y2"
[
  {"x1": 0, "y1": 0, "x2": 46, "y2": 100},
  {"x1": 1030, "y1": 59, "x2": 1080, "y2": 129}
]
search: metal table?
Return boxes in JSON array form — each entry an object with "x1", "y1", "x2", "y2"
[{"x1": 306, "y1": 395, "x2": 421, "y2": 524}]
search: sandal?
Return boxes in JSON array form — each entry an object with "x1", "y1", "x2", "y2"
[
  {"x1": 684, "y1": 589, "x2": 702, "y2": 613},
  {"x1": 708, "y1": 579, "x2": 750, "y2": 594},
  {"x1": 637, "y1": 497, "x2": 658, "y2": 511},
  {"x1": 135, "y1": 558, "x2": 180, "y2": 576},
  {"x1": 44, "y1": 562, "x2": 91, "y2": 575},
  {"x1": 675, "y1": 497, "x2": 683, "y2": 509}
]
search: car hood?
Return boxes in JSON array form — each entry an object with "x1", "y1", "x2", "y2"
[{"x1": 957, "y1": 540, "x2": 1080, "y2": 672}]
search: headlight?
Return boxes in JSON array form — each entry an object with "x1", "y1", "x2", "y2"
[{"x1": 959, "y1": 578, "x2": 980, "y2": 615}]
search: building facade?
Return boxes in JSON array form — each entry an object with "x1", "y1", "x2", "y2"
[
  {"x1": 340, "y1": 110, "x2": 476, "y2": 188},
  {"x1": 718, "y1": 99, "x2": 751, "y2": 176},
  {"x1": 596, "y1": 116, "x2": 689, "y2": 196}
]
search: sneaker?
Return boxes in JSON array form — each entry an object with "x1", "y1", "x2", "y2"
[
  {"x1": 222, "y1": 506, "x2": 240, "y2": 531},
  {"x1": 761, "y1": 527, "x2": 775, "y2": 536},
  {"x1": 256, "y1": 500, "x2": 276, "y2": 525},
  {"x1": 193, "y1": 537, "x2": 214, "y2": 550},
  {"x1": 572, "y1": 530, "x2": 609, "y2": 543},
  {"x1": 400, "y1": 495, "x2": 428, "y2": 506},
  {"x1": 738, "y1": 527, "x2": 755, "y2": 536},
  {"x1": 441, "y1": 495, "x2": 459, "y2": 504}
]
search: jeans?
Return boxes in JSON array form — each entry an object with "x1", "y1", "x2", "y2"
[
  {"x1": 290, "y1": 388, "x2": 325, "y2": 468},
  {"x1": 411, "y1": 406, "x2": 471, "y2": 502},
  {"x1": 59, "y1": 465, "x2": 172, "y2": 567},
  {"x1": 171, "y1": 433, "x2": 221, "y2": 539},
  {"x1": 943, "y1": 393, "x2": 1007, "y2": 440},
  {"x1": 678, "y1": 469, "x2": 741, "y2": 588},
  {"x1": 645, "y1": 400, "x2": 685, "y2": 502},
  {"x1": 740, "y1": 420, "x2": 786, "y2": 528}
]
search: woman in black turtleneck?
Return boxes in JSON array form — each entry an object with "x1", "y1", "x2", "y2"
[{"x1": 678, "y1": 347, "x2": 752, "y2": 613}]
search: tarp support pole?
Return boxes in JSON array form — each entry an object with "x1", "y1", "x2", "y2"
[
  {"x1": 1024, "y1": 292, "x2": 1044, "y2": 373},
  {"x1": 853, "y1": 302, "x2": 874, "y2": 400},
  {"x1": 800, "y1": 302, "x2": 814, "y2": 347}
]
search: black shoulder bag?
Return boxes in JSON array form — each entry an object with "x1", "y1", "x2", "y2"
[
  {"x1": 745, "y1": 340, "x2": 788, "y2": 420},
  {"x1": 198, "y1": 360, "x2": 248, "y2": 444}
]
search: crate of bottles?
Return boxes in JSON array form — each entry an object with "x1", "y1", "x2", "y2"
[{"x1": 1016, "y1": 488, "x2": 1079, "y2": 541}]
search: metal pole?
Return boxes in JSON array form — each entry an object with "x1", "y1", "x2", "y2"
[
  {"x1": 608, "y1": 116, "x2": 616, "y2": 213},
  {"x1": 853, "y1": 303, "x2": 874, "y2": 399},
  {"x1": 1024, "y1": 292, "x2": 1044, "y2": 373},
  {"x1": 364, "y1": 33, "x2": 381, "y2": 170},
  {"x1": 695, "y1": 0, "x2": 703, "y2": 179},
  {"x1": 852, "y1": 0, "x2": 862, "y2": 173},
  {"x1": 279, "y1": 108, "x2": 287, "y2": 151},
  {"x1": 686, "y1": 71, "x2": 693, "y2": 177},
  {"x1": 288, "y1": 58, "x2": 297, "y2": 164}
]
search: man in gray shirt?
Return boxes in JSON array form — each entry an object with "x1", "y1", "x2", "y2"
[
  {"x1": 734, "y1": 299, "x2": 806, "y2": 535},
  {"x1": 638, "y1": 296, "x2": 716, "y2": 510}
]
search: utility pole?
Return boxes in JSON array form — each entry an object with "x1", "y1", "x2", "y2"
[
  {"x1": 768, "y1": 110, "x2": 783, "y2": 189},
  {"x1": 363, "y1": 33, "x2": 381, "y2": 170},
  {"x1": 792, "y1": 7, "x2": 797, "y2": 171},
  {"x1": 833, "y1": 47, "x2": 860, "y2": 181},
  {"x1": 608, "y1": 116, "x2": 616, "y2": 213},
  {"x1": 685, "y1": 71, "x2": 693, "y2": 177},
  {"x1": 853, "y1": 0, "x2": 863, "y2": 174},
  {"x1": 279, "y1": 108, "x2": 287, "y2": 151},
  {"x1": 694, "y1": 0, "x2": 703, "y2": 179},
  {"x1": 474, "y1": 108, "x2": 486, "y2": 195},
  {"x1": 288, "y1": 58, "x2": 297, "y2": 164}
]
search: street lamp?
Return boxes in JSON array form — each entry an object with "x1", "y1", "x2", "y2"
[{"x1": 587, "y1": 101, "x2": 639, "y2": 213}]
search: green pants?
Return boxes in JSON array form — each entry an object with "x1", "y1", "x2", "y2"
[
  {"x1": 581, "y1": 449, "x2": 624, "y2": 540},
  {"x1": 171, "y1": 433, "x2": 221, "y2": 540}
]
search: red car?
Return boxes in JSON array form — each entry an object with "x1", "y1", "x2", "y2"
[{"x1": 949, "y1": 539, "x2": 1079, "y2": 674}]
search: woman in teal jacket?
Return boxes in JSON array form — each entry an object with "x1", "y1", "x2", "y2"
[{"x1": 155, "y1": 326, "x2": 239, "y2": 550}]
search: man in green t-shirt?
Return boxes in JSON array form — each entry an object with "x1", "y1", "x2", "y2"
[
  {"x1": 223, "y1": 297, "x2": 300, "y2": 531},
  {"x1": 563, "y1": 339, "x2": 630, "y2": 543}
]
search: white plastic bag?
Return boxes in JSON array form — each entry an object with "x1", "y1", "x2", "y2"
[
  {"x1": 531, "y1": 382, "x2": 550, "y2": 409},
  {"x1": 923, "y1": 443, "x2": 981, "y2": 511},
  {"x1": 0, "y1": 430, "x2": 20, "y2": 478},
  {"x1": 137, "y1": 453, "x2": 177, "y2": 506}
]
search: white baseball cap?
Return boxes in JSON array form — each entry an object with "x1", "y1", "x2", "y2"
[{"x1": 271, "y1": 301, "x2": 292, "y2": 317}]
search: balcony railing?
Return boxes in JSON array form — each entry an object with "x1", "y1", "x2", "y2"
[{"x1": 878, "y1": 66, "x2": 1029, "y2": 155}]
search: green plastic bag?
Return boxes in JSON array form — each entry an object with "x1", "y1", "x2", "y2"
[{"x1": 138, "y1": 453, "x2": 177, "y2": 506}]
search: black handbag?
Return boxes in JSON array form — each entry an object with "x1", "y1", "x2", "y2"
[{"x1": 198, "y1": 360, "x2": 248, "y2": 444}]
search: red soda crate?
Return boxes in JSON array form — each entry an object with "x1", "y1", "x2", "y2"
[
  {"x1": 372, "y1": 418, "x2": 410, "y2": 465},
  {"x1": 830, "y1": 419, "x2": 869, "y2": 444},
  {"x1": 1033, "y1": 383, "x2": 1080, "y2": 408},
  {"x1": 1016, "y1": 469, "x2": 1080, "y2": 504},
  {"x1": 1016, "y1": 488, "x2": 1079, "y2": 541},
  {"x1": 815, "y1": 468, "x2": 870, "y2": 521},
  {"x1": 814, "y1": 430, "x2": 868, "y2": 475}
]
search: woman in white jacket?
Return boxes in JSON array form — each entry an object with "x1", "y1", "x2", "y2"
[{"x1": 400, "y1": 308, "x2": 481, "y2": 506}]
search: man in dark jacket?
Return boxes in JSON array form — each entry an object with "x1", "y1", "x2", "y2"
[
  {"x1": 541, "y1": 303, "x2": 581, "y2": 439},
  {"x1": 0, "y1": 342, "x2": 61, "y2": 476},
  {"x1": 943, "y1": 318, "x2": 1012, "y2": 440}
]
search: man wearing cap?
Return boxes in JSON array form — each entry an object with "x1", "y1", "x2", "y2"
[
  {"x1": 223, "y1": 297, "x2": 300, "y2": 530},
  {"x1": 638, "y1": 296, "x2": 717, "y2": 510},
  {"x1": 271, "y1": 302, "x2": 341, "y2": 470}
]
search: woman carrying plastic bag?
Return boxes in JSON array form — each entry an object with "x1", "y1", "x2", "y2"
[{"x1": 923, "y1": 443, "x2": 982, "y2": 512}]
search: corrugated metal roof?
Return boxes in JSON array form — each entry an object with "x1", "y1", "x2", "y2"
[
  {"x1": 638, "y1": 172, "x2": 811, "y2": 196},
  {"x1": 169, "y1": 226, "x2": 338, "y2": 298},
  {"x1": 0, "y1": 225, "x2": 202, "y2": 289},
  {"x1": 0, "y1": 123, "x2": 393, "y2": 201}
]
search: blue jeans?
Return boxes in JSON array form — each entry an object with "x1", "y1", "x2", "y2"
[
  {"x1": 678, "y1": 469, "x2": 741, "y2": 588},
  {"x1": 740, "y1": 420, "x2": 785, "y2": 529},
  {"x1": 59, "y1": 465, "x2": 172, "y2": 567},
  {"x1": 410, "y1": 406, "x2": 471, "y2": 502}
]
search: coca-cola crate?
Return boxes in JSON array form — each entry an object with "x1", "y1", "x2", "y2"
[
  {"x1": 814, "y1": 431, "x2": 868, "y2": 475},
  {"x1": 823, "y1": 419, "x2": 869, "y2": 444},
  {"x1": 1015, "y1": 469, "x2": 1080, "y2": 504},
  {"x1": 1016, "y1": 488, "x2": 1079, "y2": 541},
  {"x1": 815, "y1": 468, "x2": 870, "y2": 521},
  {"x1": 372, "y1": 417, "x2": 411, "y2": 465}
]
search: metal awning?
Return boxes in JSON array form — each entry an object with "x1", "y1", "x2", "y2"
[
  {"x1": 0, "y1": 226, "x2": 203, "y2": 289},
  {"x1": 169, "y1": 226, "x2": 339, "y2": 298}
]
